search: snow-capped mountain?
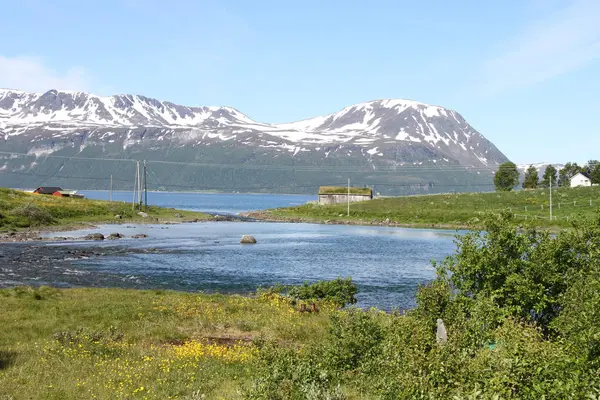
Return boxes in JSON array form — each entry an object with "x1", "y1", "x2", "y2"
[{"x1": 0, "y1": 89, "x2": 509, "y2": 194}]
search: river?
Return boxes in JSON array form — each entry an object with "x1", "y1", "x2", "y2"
[{"x1": 3, "y1": 191, "x2": 459, "y2": 309}]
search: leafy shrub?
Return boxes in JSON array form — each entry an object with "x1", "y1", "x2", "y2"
[
  {"x1": 244, "y1": 341, "x2": 344, "y2": 400},
  {"x1": 324, "y1": 309, "x2": 384, "y2": 372},
  {"x1": 286, "y1": 278, "x2": 358, "y2": 308},
  {"x1": 436, "y1": 211, "x2": 600, "y2": 332},
  {"x1": 9, "y1": 203, "x2": 55, "y2": 226}
]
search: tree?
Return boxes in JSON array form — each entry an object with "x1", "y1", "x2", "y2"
[
  {"x1": 522, "y1": 165, "x2": 539, "y2": 189},
  {"x1": 540, "y1": 165, "x2": 557, "y2": 188},
  {"x1": 558, "y1": 162, "x2": 582, "y2": 187},
  {"x1": 584, "y1": 160, "x2": 600, "y2": 185},
  {"x1": 494, "y1": 162, "x2": 519, "y2": 191}
]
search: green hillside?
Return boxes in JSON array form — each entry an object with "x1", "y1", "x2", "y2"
[
  {"x1": 0, "y1": 188, "x2": 211, "y2": 231},
  {"x1": 264, "y1": 186, "x2": 600, "y2": 228}
]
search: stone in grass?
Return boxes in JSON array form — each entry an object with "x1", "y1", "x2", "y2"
[
  {"x1": 137, "y1": 212, "x2": 150, "y2": 218},
  {"x1": 436, "y1": 318, "x2": 447, "y2": 345},
  {"x1": 240, "y1": 235, "x2": 257, "y2": 244},
  {"x1": 114, "y1": 214, "x2": 122, "y2": 220}
]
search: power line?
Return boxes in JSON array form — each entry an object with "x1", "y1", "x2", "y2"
[{"x1": 0, "y1": 150, "x2": 510, "y2": 173}]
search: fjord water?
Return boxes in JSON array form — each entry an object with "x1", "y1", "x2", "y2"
[
  {"x1": 79, "y1": 191, "x2": 315, "y2": 215},
  {"x1": 40, "y1": 192, "x2": 457, "y2": 309}
]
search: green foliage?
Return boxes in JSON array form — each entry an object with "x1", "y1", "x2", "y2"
[
  {"x1": 540, "y1": 164, "x2": 557, "y2": 188},
  {"x1": 262, "y1": 278, "x2": 358, "y2": 308},
  {"x1": 522, "y1": 165, "x2": 539, "y2": 189},
  {"x1": 585, "y1": 160, "x2": 600, "y2": 185},
  {"x1": 286, "y1": 278, "x2": 358, "y2": 308},
  {"x1": 437, "y1": 212, "x2": 600, "y2": 331},
  {"x1": 244, "y1": 341, "x2": 345, "y2": 400},
  {"x1": 494, "y1": 162, "x2": 519, "y2": 191},
  {"x1": 559, "y1": 162, "x2": 582, "y2": 187},
  {"x1": 324, "y1": 309, "x2": 384, "y2": 372}
]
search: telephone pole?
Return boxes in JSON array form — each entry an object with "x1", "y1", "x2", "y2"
[
  {"x1": 109, "y1": 175, "x2": 113, "y2": 202},
  {"x1": 549, "y1": 174, "x2": 553, "y2": 221},
  {"x1": 137, "y1": 161, "x2": 142, "y2": 209},
  {"x1": 132, "y1": 161, "x2": 138, "y2": 211},
  {"x1": 143, "y1": 160, "x2": 147, "y2": 210}
]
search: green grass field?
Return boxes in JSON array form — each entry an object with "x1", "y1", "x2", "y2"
[
  {"x1": 267, "y1": 186, "x2": 600, "y2": 228},
  {"x1": 0, "y1": 287, "x2": 331, "y2": 400},
  {"x1": 0, "y1": 188, "x2": 211, "y2": 231}
]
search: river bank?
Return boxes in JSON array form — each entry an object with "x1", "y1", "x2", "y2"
[
  {"x1": 0, "y1": 187, "x2": 223, "y2": 242},
  {"x1": 242, "y1": 210, "x2": 468, "y2": 230}
]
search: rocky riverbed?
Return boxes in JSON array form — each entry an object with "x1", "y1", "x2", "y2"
[{"x1": 0, "y1": 241, "x2": 187, "y2": 289}]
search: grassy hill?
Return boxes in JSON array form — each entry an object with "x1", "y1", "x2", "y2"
[
  {"x1": 262, "y1": 186, "x2": 600, "y2": 228},
  {"x1": 0, "y1": 188, "x2": 211, "y2": 231}
]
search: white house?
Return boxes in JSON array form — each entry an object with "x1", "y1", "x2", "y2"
[{"x1": 570, "y1": 172, "x2": 592, "y2": 188}]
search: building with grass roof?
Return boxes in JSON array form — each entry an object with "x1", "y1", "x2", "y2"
[{"x1": 318, "y1": 186, "x2": 373, "y2": 205}]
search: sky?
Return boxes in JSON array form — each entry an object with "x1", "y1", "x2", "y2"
[{"x1": 1, "y1": 0, "x2": 599, "y2": 165}]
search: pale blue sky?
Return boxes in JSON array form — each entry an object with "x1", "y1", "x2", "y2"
[{"x1": 1, "y1": 0, "x2": 599, "y2": 164}]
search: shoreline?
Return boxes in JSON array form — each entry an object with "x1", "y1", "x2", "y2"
[
  {"x1": 241, "y1": 210, "x2": 469, "y2": 231},
  {"x1": 0, "y1": 214, "x2": 244, "y2": 243}
]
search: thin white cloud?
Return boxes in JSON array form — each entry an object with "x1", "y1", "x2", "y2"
[
  {"x1": 479, "y1": 0, "x2": 600, "y2": 94},
  {"x1": 0, "y1": 55, "x2": 91, "y2": 93}
]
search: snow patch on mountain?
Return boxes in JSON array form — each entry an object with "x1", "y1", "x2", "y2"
[{"x1": 0, "y1": 89, "x2": 509, "y2": 168}]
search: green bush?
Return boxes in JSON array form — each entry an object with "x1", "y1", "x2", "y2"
[
  {"x1": 324, "y1": 309, "x2": 384, "y2": 372},
  {"x1": 436, "y1": 211, "x2": 600, "y2": 332},
  {"x1": 286, "y1": 278, "x2": 358, "y2": 308}
]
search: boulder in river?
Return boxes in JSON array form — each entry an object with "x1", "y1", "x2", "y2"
[
  {"x1": 85, "y1": 233, "x2": 105, "y2": 241},
  {"x1": 132, "y1": 233, "x2": 149, "y2": 239},
  {"x1": 240, "y1": 235, "x2": 257, "y2": 244},
  {"x1": 108, "y1": 233, "x2": 124, "y2": 239}
]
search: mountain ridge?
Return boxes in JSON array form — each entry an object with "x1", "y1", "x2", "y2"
[{"x1": 0, "y1": 88, "x2": 509, "y2": 194}]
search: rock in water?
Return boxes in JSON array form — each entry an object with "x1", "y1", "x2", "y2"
[
  {"x1": 436, "y1": 318, "x2": 447, "y2": 344},
  {"x1": 108, "y1": 233, "x2": 124, "y2": 239},
  {"x1": 132, "y1": 233, "x2": 148, "y2": 239},
  {"x1": 85, "y1": 233, "x2": 105, "y2": 241},
  {"x1": 240, "y1": 235, "x2": 257, "y2": 244}
]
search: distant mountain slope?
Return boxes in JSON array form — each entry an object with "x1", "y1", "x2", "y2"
[{"x1": 0, "y1": 89, "x2": 509, "y2": 194}]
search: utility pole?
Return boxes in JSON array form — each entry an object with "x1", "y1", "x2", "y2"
[
  {"x1": 132, "y1": 161, "x2": 138, "y2": 211},
  {"x1": 347, "y1": 178, "x2": 350, "y2": 217},
  {"x1": 143, "y1": 160, "x2": 147, "y2": 210},
  {"x1": 109, "y1": 175, "x2": 113, "y2": 202},
  {"x1": 550, "y1": 174, "x2": 553, "y2": 221},
  {"x1": 137, "y1": 161, "x2": 142, "y2": 210}
]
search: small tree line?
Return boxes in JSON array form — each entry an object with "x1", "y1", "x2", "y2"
[{"x1": 494, "y1": 160, "x2": 600, "y2": 191}]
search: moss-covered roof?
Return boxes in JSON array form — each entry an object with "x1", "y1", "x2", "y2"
[{"x1": 318, "y1": 186, "x2": 372, "y2": 195}]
